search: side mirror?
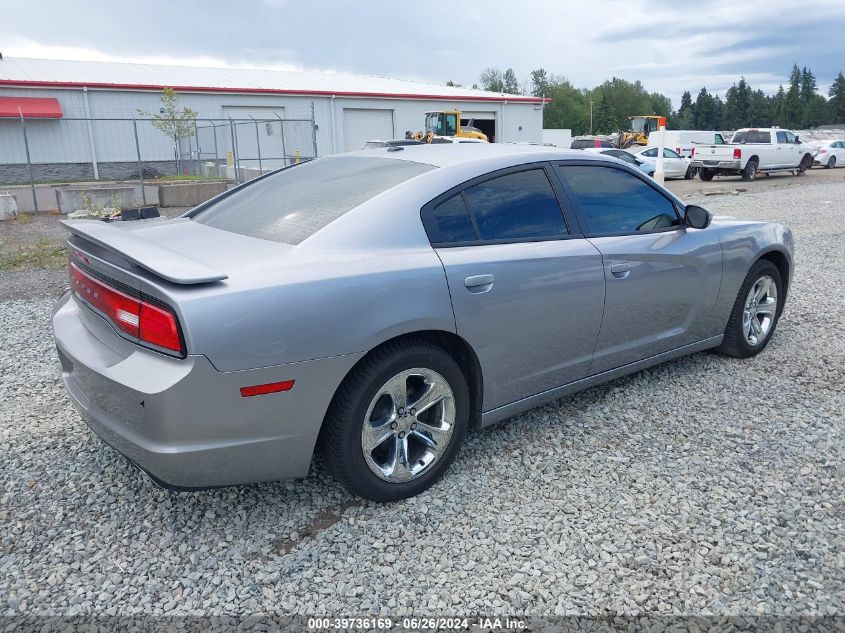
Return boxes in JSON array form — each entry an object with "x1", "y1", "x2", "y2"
[
  {"x1": 684, "y1": 204, "x2": 712, "y2": 229},
  {"x1": 794, "y1": 136, "x2": 800, "y2": 143}
]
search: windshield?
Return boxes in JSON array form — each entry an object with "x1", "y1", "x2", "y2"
[
  {"x1": 630, "y1": 118, "x2": 646, "y2": 133},
  {"x1": 425, "y1": 112, "x2": 458, "y2": 136},
  {"x1": 193, "y1": 157, "x2": 435, "y2": 244}
]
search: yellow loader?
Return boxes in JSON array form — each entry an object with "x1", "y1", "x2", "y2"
[{"x1": 407, "y1": 111, "x2": 489, "y2": 143}]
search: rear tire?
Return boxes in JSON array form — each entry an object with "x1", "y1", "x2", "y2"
[
  {"x1": 741, "y1": 159, "x2": 758, "y2": 181},
  {"x1": 826, "y1": 156, "x2": 836, "y2": 169},
  {"x1": 321, "y1": 339, "x2": 469, "y2": 502},
  {"x1": 716, "y1": 260, "x2": 784, "y2": 359},
  {"x1": 699, "y1": 168, "x2": 715, "y2": 181}
]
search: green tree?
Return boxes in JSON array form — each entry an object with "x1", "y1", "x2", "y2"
[
  {"x1": 530, "y1": 68, "x2": 550, "y2": 98},
  {"x1": 693, "y1": 88, "x2": 719, "y2": 129},
  {"x1": 828, "y1": 71, "x2": 845, "y2": 123},
  {"x1": 479, "y1": 67, "x2": 505, "y2": 92},
  {"x1": 783, "y1": 64, "x2": 802, "y2": 128},
  {"x1": 771, "y1": 85, "x2": 786, "y2": 125},
  {"x1": 748, "y1": 89, "x2": 772, "y2": 127},
  {"x1": 592, "y1": 93, "x2": 617, "y2": 134},
  {"x1": 137, "y1": 87, "x2": 198, "y2": 175},
  {"x1": 502, "y1": 68, "x2": 520, "y2": 94},
  {"x1": 542, "y1": 78, "x2": 590, "y2": 134}
]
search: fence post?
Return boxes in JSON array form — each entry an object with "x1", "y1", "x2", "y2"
[
  {"x1": 18, "y1": 114, "x2": 39, "y2": 213},
  {"x1": 228, "y1": 118, "x2": 240, "y2": 184},
  {"x1": 251, "y1": 115, "x2": 263, "y2": 173},
  {"x1": 310, "y1": 101, "x2": 318, "y2": 159},
  {"x1": 194, "y1": 119, "x2": 201, "y2": 177},
  {"x1": 212, "y1": 122, "x2": 220, "y2": 177},
  {"x1": 132, "y1": 119, "x2": 147, "y2": 206},
  {"x1": 82, "y1": 86, "x2": 99, "y2": 180},
  {"x1": 275, "y1": 113, "x2": 287, "y2": 168}
]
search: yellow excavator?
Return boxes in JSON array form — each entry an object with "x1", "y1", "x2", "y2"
[
  {"x1": 619, "y1": 115, "x2": 666, "y2": 147},
  {"x1": 407, "y1": 110, "x2": 489, "y2": 143}
]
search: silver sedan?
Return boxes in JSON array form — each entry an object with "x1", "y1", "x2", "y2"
[{"x1": 53, "y1": 145, "x2": 793, "y2": 501}]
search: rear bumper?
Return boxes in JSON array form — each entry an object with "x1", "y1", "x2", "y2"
[
  {"x1": 690, "y1": 159, "x2": 741, "y2": 170},
  {"x1": 53, "y1": 292, "x2": 363, "y2": 488}
]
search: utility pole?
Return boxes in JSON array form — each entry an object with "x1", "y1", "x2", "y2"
[{"x1": 589, "y1": 99, "x2": 594, "y2": 135}]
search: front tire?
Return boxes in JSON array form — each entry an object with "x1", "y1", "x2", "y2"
[
  {"x1": 716, "y1": 260, "x2": 784, "y2": 358},
  {"x1": 321, "y1": 339, "x2": 470, "y2": 501},
  {"x1": 826, "y1": 156, "x2": 836, "y2": 169},
  {"x1": 797, "y1": 154, "x2": 812, "y2": 175}
]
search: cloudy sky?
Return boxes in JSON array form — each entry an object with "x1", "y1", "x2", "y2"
[{"x1": 3, "y1": 0, "x2": 844, "y2": 107}]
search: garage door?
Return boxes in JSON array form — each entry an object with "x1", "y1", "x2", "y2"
[{"x1": 343, "y1": 108, "x2": 394, "y2": 152}]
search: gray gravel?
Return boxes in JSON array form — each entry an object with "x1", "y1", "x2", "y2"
[{"x1": 1, "y1": 177, "x2": 843, "y2": 618}]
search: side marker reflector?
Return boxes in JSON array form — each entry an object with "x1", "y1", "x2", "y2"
[{"x1": 240, "y1": 380, "x2": 295, "y2": 397}]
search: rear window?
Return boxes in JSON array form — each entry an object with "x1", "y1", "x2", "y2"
[
  {"x1": 193, "y1": 157, "x2": 434, "y2": 244},
  {"x1": 732, "y1": 130, "x2": 771, "y2": 144}
]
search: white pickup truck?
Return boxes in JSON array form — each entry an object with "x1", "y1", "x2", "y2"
[{"x1": 690, "y1": 128, "x2": 814, "y2": 181}]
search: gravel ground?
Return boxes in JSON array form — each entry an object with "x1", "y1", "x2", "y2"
[{"x1": 1, "y1": 177, "x2": 843, "y2": 619}]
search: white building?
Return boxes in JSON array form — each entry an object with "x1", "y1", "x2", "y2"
[{"x1": 0, "y1": 56, "x2": 545, "y2": 182}]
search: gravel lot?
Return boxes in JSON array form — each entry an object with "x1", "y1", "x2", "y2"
[{"x1": 1, "y1": 174, "x2": 843, "y2": 619}]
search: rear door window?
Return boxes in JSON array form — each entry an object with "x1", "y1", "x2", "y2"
[
  {"x1": 462, "y1": 169, "x2": 568, "y2": 241},
  {"x1": 193, "y1": 157, "x2": 434, "y2": 244},
  {"x1": 558, "y1": 164, "x2": 681, "y2": 235},
  {"x1": 426, "y1": 194, "x2": 477, "y2": 243}
]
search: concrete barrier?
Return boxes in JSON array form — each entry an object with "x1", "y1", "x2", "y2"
[
  {"x1": 0, "y1": 193, "x2": 18, "y2": 221},
  {"x1": 56, "y1": 186, "x2": 138, "y2": 215},
  {"x1": 157, "y1": 182, "x2": 228, "y2": 207}
]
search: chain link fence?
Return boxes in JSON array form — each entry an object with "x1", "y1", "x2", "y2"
[{"x1": 0, "y1": 104, "x2": 319, "y2": 212}]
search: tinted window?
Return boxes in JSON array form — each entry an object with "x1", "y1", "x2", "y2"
[
  {"x1": 571, "y1": 140, "x2": 586, "y2": 149},
  {"x1": 427, "y1": 194, "x2": 477, "y2": 243},
  {"x1": 193, "y1": 157, "x2": 434, "y2": 244},
  {"x1": 664, "y1": 148, "x2": 681, "y2": 158},
  {"x1": 463, "y1": 169, "x2": 567, "y2": 241},
  {"x1": 605, "y1": 150, "x2": 636, "y2": 164},
  {"x1": 784, "y1": 131, "x2": 797, "y2": 143},
  {"x1": 733, "y1": 130, "x2": 771, "y2": 144},
  {"x1": 641, "y1": 148, "x2": 657, "y2": 157},
  {"x1": 776, "y1": 131, "x2": 788, "y2": 143},
  {"x1": 558, "y1": 165, "x2": 681, "y2": 235}
]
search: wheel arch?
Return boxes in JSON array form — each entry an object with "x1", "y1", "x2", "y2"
[
  {"x1": 757, "y1": 248, "x2": 791, "y2": 296},
  {"x1": 322, "y1": 329, "x2": 484, "y2": 433}
]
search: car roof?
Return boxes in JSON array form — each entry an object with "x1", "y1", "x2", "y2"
[{"x1": 342, "y1": 143, "x2": 592, "y2": 168}]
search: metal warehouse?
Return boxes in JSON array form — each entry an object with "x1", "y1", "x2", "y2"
[{"x1": 0, "y1": 56, "x2": 545, "y2": 185}]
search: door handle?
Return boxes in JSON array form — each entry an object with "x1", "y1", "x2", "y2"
[
  {"x1": 610, "y1": 262, "x2": 630, "y2": 278},
  {"x1": 464, "y1": 274, "x2": 494, "y2": 293}
]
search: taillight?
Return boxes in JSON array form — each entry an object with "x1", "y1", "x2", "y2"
[
  {"x1": 690, "y1": 148, "x2": 695, "y2": 157},
  {"x1": 675, "y1": 147, "x2": 680, "y2": 154},
  {"x1": 69, "y1": 262, "x2": 183, "y2": 354},
  {"x1": 139, "y1": 302, "x2": 182, "y2": 352},
  {"x1": 818, "y1": 148, "x2": 827, "y2": 154},
  {"x1": 733, "y1": 148, "x2": 742, "y2": 159}
]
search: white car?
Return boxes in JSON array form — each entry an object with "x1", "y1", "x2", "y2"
[
  {"x1": 812, "y1": 140, "x2": 845, "y2": 168},
  {"x1": 631, "y1": 146, "x2": 693, "y2": 179}
]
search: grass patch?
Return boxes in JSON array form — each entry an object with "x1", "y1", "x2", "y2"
[{"x1": 0, "y1": 236, "x2": 66, "y2": 271}]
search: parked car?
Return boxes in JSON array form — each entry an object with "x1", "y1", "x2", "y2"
[
  {"x1": 53, "y1": 145, "x2": 793, "y2": 501},
  {"x1": 631, "y1": 146, "x2": 694, "y2": 179},
  {"x1": 582, "y1": 147, "x2": 656, "y2": 176},
  {"x1": 571, "y1": 137, "x2": 613, "y2": 149},
  {"x1": 690, "y1": 128, "x2": 814, "y2": 181},
  {"x1": 811, "y1": 139, "x2": 845, "y2": 168},
  {"x1": 647, "y1": 130, "x2": 727, "y2": 158},
  {"x1": 361, "y1": 139, "x2": 423, "y2": 150}
]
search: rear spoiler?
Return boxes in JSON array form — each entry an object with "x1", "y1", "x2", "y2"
[{"x1": 62, "y1": 220, "x2": 228, "y2": 285}]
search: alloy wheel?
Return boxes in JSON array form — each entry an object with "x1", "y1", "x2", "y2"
[
  {"x1": 361, "y1": 368, "x2": 456, "y2": 483},
  {"x1": 742, "y1": 275, "x2": 778, "y2": 347}
]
